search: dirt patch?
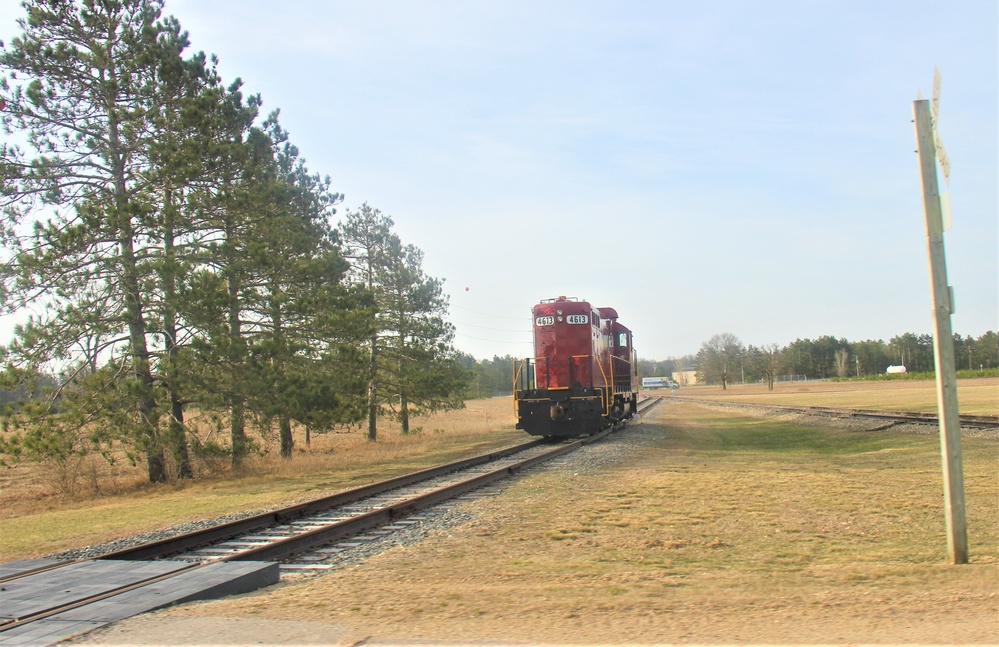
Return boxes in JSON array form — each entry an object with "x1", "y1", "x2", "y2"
[{"x1": 68, "y1": 402, "x2": 999, "y2": 645}]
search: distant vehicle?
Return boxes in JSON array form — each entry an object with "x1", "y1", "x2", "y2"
[
  {"x1": 642, "y1": 377, "x2": 678, "y2": 390},
  {"x1": 514, "y1": 296, "x2": 638, "y2": 438},
  {"x1": 886, "y1": 365, "x2": 907, "y2": 374}
]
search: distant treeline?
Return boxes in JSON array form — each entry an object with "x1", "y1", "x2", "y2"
[
  {"x1": 455, "y1": 331, "x2": 999, "y2": 398},
  {"x1": 458, "y1": 354, "x2": 520, "y2": 398},
  {"x1": 638, "y1": 331, "x2": 998, "y2": 390}
]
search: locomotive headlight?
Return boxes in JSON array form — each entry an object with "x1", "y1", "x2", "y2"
[
  {"x1": 557, "y1": 316, "x2": 563, "y2": 322},
  {"x1": 556, "y1": 309, "x2": 563, "y2": 315}
]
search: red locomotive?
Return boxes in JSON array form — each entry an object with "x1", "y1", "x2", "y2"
[{"x1": 515, "y1": 296, "x2": 638, "y2": 437}]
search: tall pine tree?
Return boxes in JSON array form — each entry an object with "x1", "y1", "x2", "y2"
[
  {"x1": 339, "y1": 204, "x2": 467, "y2": 440},
  {"x1": 0, "y1": 0, "x2": 204, "y2": 482}
]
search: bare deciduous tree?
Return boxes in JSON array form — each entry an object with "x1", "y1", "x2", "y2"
[{"x1": 697, "y1": 333, "x2": 744, "y2": 390}]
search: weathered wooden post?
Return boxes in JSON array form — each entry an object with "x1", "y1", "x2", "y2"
[{"x1": 911, "y1": 79, "x2": 968, "y2": 564}]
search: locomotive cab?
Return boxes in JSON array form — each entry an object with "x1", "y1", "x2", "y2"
[{"x1": 515, "y1": 296, "x2": 638, "y2": 438}]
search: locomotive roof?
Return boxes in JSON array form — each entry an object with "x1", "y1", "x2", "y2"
[{"x1": 535, "y1": 297, "x2": 619, "y2": 321}]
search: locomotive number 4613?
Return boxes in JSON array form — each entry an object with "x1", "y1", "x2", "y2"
[{"x1": 535, "y1": 314, "x2": 589, "y2": 326}]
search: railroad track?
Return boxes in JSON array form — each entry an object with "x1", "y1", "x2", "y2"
[
  {"x1": 0, "y1": 438, "x2": 540, "y2": 584},
  {"x1": 670, "y1": 396, "x2": 998, "y2": 429},
  {"x1": 0, "y1": 398, "x2": 659, "y2": 642}
]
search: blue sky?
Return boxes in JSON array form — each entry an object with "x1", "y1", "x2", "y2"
[{"x1": 2, "y1": 1, "x2": 996, "y2": 361}]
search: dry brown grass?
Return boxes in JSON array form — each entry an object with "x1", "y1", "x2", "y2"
[
  {"x1": 672, "y1": 376, "x2": 999, "y2": 415},
  {"x1": 164, "y1": 401, "x2": 999, "y2": 644},
  {"x1": 0, "y1": 397, "x2": 520, "y2": 561},
  {"x1": 246, "y1": 397, "x2": 520, "y2": 479}
]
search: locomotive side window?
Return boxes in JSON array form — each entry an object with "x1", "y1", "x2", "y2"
[{"x1": 618, "y1": 332, "x2": 628, "y2": 348}]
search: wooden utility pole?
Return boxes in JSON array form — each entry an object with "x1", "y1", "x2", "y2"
[{"x1": 912, "y1": 97, "x2": 968, "y2": 564}]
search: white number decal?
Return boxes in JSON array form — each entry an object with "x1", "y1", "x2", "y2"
[
  {"x1": 566, "y1": 314, "x2": 588, "y2": 324},
  {"x1": 535, "y1": 316, "x2": 555, "y2": 326}
]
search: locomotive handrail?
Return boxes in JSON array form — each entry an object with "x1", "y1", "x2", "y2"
[
  {"x1": 569, "y1": 354, "x2": 595, "y2": 389},
  {"x1": 593, "y1": 356, "x2": 611, "y2": 415},
  {"x1": 515, "y1": 356, "x2": 551, "y2": 390},
  {"x1": 512, "y1": 360, "x2": 525, "y2": 416},
  {"x1": 513, "y1": 356, "x2": 551, "y2": 415},
  {"x1": 610, "y1": 355, "x2": 633, "y2": 393}
]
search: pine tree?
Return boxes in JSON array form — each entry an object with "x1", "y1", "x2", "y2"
[
  {"x1": 142, "y1": 16, "x2": 227, "y2": 479},
  {"x1": 339, "y1": 204, "x2": 467, "y2": 439},
  {"x1": 177, "y1": 77, "x2": 262, "y2": 467},
  {"x1": 1, "y1": 0, "x2": 201, "y2": 482},
  {"x1": 239, "y1": 114, "x2": 366, "y2": 458},
  {"x1": 339, "y1": 204, "x2": 396, "y2": 441},
  {"x1": 382, "y1": 242, "x2": 466, "y2": 433}
]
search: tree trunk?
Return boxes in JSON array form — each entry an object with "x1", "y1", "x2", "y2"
[
  {"x1": 366, "y1": 334, "x2": 378, "y2": 441},
  {"x1": 398, "y1": 338, "x2": 410, "y2": 434},
  {"x1": 109, "y1": 112, "x2": 165, "y2": 482},
  {"x1": 230, "y1": 402, "x2": 247, "y2": 466},
  {"x1": 400, "y1": 390, "x2": 410, "y2": 434},
  {"x1": 165, "y1": 398, "x2": 191, "y2": 476},
  {"x1": 279, "y1": 415, "x2": 293, "y2": 458},
  {"x1": 161, "y1": 186, "x2": 191, "y2": 478},
  {"x1": 226, "y1": 219, "x2": 248, "y2": 467},
  {"x1": 122, "y1": 246, "x2": 164, "y2": 481},
  {"x1": 270, "y1": 283, "x2": 293, "y2": 459}
]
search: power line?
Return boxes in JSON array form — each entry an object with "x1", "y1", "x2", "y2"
[
  {"x1": 447, "y1": 318, "x2": 530, "y2": 333},
  {"x1": 450, "y1": 304, "x2": 531, "y2": 321},
  {"x1": 453, "y1": 331, "x2": 531, "y2": 345}
]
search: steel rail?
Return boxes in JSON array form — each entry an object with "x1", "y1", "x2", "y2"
[
  {"x1": 0, "y1": 440, "x2": 548, "y2": 632},
  {"x1": 0, "y1": 560, "x2": 67, "y2": 583},
  {"x1": 3, "y1": 397, "x2": 657, "y2": 581},
  {"x1": 103, "y1": 399, "x2": 656, "y2": 564},
  {"x1": 671, "y1": 397, "x2": 997, "y2": 429},
  {"x1": 98, "y1": 437, "x2": 547, "y2": 561},
  {"x1": 224, "y1": 397, "x2": 658, "y2": 563},
  {"x1": 0, "y1": 563, "x2": 204, "y2": 631},
  {"x1": 0, "y1": 398, "x2": 659, "y2": 635},
  {"x1": 224, "y1": 441, "x2": 585, "y2": 562},
  {"x1": 0, "y1": 438, "x2": 545, "y2": 585}
]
